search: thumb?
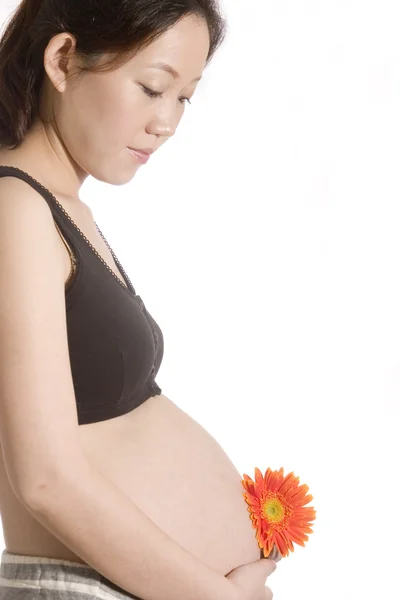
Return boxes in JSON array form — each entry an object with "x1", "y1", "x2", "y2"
[{"x1": 258, "y1": 559, "x2": 277, "y2": 579}]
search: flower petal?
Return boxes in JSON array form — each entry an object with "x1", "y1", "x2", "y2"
[{"x1": 241, "y1": 467, "x2": 316, "y2": 558}]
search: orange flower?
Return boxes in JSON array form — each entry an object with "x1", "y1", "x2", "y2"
[{"x1": 241, "y1": 467, "x2": 316, "y2": 558}]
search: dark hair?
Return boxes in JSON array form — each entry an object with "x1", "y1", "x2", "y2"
[{"x1": 0, "y1": 0, "x2": 227, "y2": 149}]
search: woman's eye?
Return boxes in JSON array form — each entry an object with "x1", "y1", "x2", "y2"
[
  {"x1": 141, "y1": 85, "x2": 162, "y2": 99},
  {"x1": 141, "y1": 85, "x2": 191, "y2": 105}
]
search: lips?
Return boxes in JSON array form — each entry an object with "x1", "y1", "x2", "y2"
[
  {"x1": 128, "y1": 147, "x2": 153, "y2": 157},
  {"x1": 127, "y1": 148, "x2": 150, "y2": 163}
]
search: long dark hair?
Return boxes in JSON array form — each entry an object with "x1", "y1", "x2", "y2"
[{"x1": 0, "y1": 0, "x2": 227, "y2": 149}]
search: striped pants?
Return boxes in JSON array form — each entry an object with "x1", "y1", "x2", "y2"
[{"x1": 0, "y1": 550, "x2": 142, "y2": 599}]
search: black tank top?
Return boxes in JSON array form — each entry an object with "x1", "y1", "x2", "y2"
[{"x1": 0, "y1": 165, "x2": 163, "y2": 425}]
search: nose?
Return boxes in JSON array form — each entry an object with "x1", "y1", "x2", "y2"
[
  {"x1": 146, "y1": 121, "x2": 175, "y2": 139},
  {"x1": 146, "y1": 107, "x2": 182, "y2": 139}
]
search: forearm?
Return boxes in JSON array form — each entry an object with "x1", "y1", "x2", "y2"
[{"x1": 21, "y1": 459, "x2": 232, "y2": 600}]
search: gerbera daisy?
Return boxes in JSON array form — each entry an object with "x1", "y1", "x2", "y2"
[{"x1": 241, "y1": 467, "x2": 316, "y2": 558}]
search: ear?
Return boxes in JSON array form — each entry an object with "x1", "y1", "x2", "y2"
[{"x1": 43, "y1": 33, "x2": 80, "y2": 93}]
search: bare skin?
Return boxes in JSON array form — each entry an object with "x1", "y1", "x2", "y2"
[{"x1": 0, "y1": 15, "x2": 270, "y2": 576}]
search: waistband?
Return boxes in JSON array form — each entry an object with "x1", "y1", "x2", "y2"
[{"x1": 0, "y1": 550, "x2": 140, "y2": 600}]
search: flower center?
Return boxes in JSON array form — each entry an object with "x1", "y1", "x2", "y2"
[{"x1": 262, "y1": 496, "x2": 285, "y2": 524}]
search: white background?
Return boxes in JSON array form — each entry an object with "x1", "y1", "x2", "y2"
[{"x1": 1, "y1": 1, "x2": 399, "y2": 598}]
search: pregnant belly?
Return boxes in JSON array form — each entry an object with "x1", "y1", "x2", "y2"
[
  {"x1": 0, "y1": 394, "x2": 262, "y2": 577},
  {"x1": 78, "y1": 394, "x2": 262, "y2": 576}
]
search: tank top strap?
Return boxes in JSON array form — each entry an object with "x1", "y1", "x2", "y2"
[
  {"x1": 0, "y1": 164, "x2": 137, "y2": 296},
  {"x1": 0, "y1": 164, "x2": 86, "y2": 253}
]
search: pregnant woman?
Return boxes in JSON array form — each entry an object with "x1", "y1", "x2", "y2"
[{"x1": 0, "y1": 1, "x2": 278, "y2": 599}]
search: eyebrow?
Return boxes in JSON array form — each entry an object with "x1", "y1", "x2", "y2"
[{"x1": 148, "y1": 62, "x2": 202, "y2": 83}]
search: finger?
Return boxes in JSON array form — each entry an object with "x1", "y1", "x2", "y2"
[
  {"x1": 267, "y1": 546, "x2": 283, "y2": 562},
  {"x1": 264, "y1": 584, "x2": 274, "y2": 599},
  {"x1": 261, "y1": 559, "x2": 277, "y2": 578}
]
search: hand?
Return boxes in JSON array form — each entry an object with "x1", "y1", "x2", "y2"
[
  {"x1": 261, "y1": 546, "x2": 283, "y2": 563},
  {"x1": 225, "y1": 558, "x2": 277, "y2": 600}
]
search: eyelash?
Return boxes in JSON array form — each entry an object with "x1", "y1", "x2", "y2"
[{"x1": 141, "y1": 85, "x2": 192, "y2": 105}]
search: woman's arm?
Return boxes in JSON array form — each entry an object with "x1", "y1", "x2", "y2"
[
  {"x1": 22, "y1": 457, "x2": 233, "y2": 600},
  {"x1": 0, "y1": 185, "x2": 232, "y2": 600}
]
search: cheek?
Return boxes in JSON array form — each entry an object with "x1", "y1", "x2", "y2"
[
  {"x1": 68, "y1": 77, "x2": 142, "y2": 152},
  {"x1": 87, "y1": 76, "x2": 147, "y2": 139}
]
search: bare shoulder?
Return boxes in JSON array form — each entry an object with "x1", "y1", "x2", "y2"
[{"x1": 0, "y1": 173, "x2": 67, "y2": 264}]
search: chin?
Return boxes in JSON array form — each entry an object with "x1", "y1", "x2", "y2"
[{"x1": 91, "y1": 163, "x2": 141, "y2": 186}]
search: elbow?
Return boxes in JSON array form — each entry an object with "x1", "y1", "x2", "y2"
[
  {"x1": 17, "y1": 477, "x2": 55, "y2": 512},
  {"x1": 16, "y1": 456, "x2": 86, "y2": 512}
]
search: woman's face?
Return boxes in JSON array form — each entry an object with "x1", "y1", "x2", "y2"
[{"x1": 43, "y1": 14, "x2": 210, "y2": 186}]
